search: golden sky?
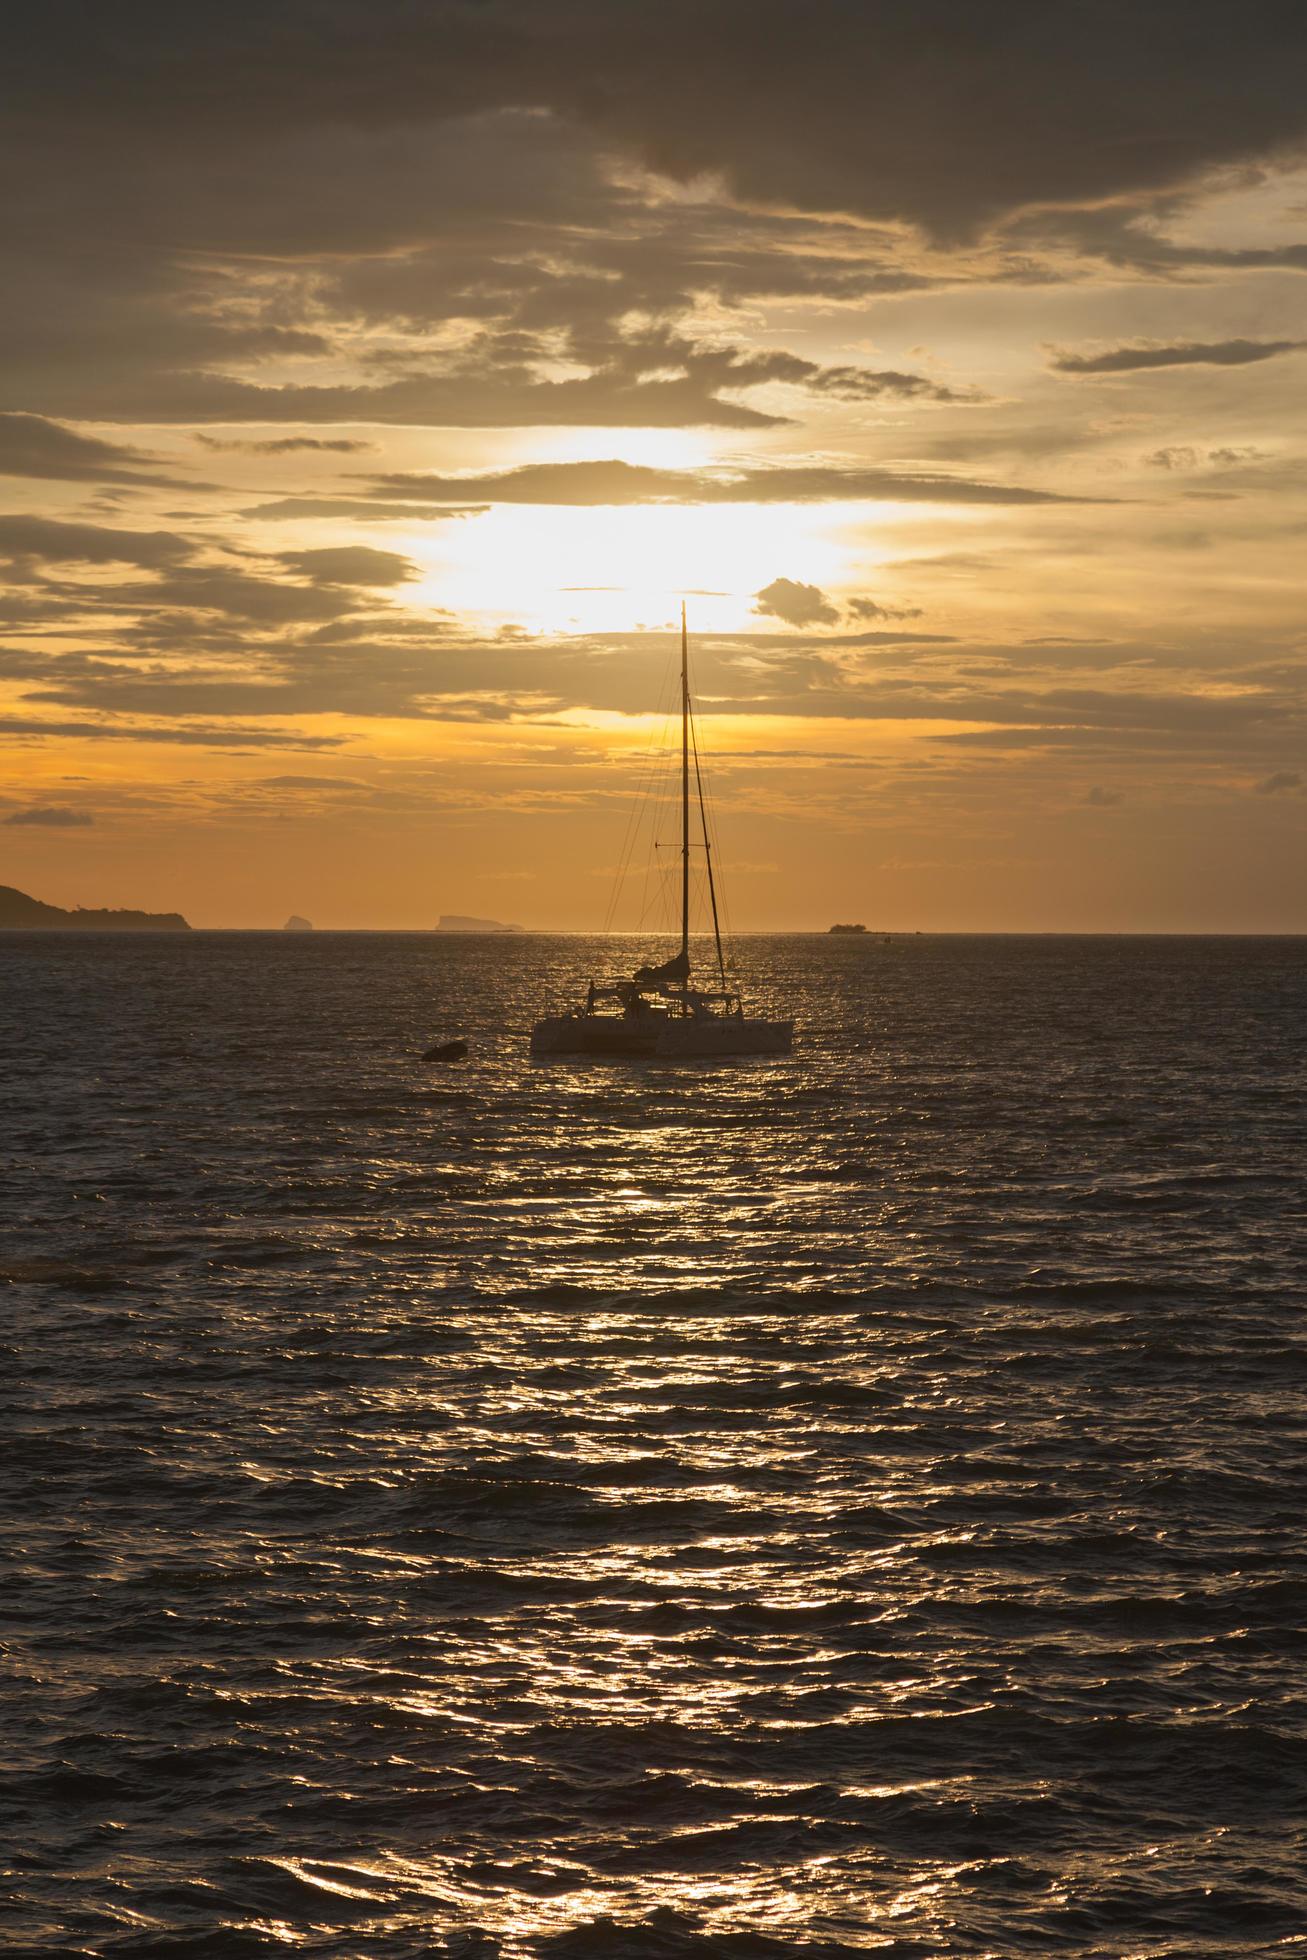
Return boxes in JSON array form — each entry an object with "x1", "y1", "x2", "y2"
[{"x1": 3, "y1": 3, "x2": 1306, "y2": 928}]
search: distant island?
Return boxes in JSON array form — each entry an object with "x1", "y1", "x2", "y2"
[
  {"x1": 437, "y1": 914, "x2": 522, "y2": 933},
  {"x1": 283, "y1": 915, "x2": 314, "y2": 931},
  {"x1": 0, "y1": 884, "x2": 189, "y2": 931},
  {"x1": 828, "y1": 923, "x2": 867, "y2": 934}
]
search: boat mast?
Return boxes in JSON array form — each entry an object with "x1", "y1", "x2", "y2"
[
  {"x1": 691, "y1": 715, "x2": 728, "y2": 991},
  {"x1": 680, "y1": 600, "x2": 690, "y2": 975}
]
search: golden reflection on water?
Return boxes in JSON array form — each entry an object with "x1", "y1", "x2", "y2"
[
  {"x1": 12, "y1": 936, "x2": 1302, "y2": 1956},
  {"x1": 210, "y1": 1298, "x2": 1007, "y2": 1959},
  {"x1": 274, "y1": 1848, "x2": 972, "y2": 1955}
]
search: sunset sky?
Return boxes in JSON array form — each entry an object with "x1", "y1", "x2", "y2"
[{"x1": 4, "y1": 1, "x2": 1307, "y2": 929}]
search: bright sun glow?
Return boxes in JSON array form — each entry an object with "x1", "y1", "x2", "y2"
[{"x1": 398, "y1": 500, "x2": 881, "y2": 633}]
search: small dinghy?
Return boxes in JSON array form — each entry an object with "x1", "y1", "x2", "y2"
[{"x1": 422, "y1": 1038, "x2": 468, "y2": 1062}]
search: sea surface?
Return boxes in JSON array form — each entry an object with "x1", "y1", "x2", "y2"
[{"x1": 3, "y1": 932, "x2": 1306, "y2": 1959}]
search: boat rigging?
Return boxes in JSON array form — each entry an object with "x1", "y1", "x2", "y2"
[{"x1": 529, "y1": 605, "x2": 793, "y2": 1059}]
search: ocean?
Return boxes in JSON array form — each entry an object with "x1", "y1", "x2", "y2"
[{"x1": 3, "y1": 932, "x2": 1306, "y2": 1957}]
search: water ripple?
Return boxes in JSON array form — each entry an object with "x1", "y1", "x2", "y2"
[{"x1": 1, "y1": 932, "x2": 1305, "y2": 1955}]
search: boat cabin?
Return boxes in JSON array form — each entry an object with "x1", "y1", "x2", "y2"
[{"x1": 581, "y1": 979, "x2": 747, "y2": 1024}]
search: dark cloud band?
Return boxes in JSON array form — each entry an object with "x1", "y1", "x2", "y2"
[{"x1": 1052, "y1": 338, "x2": 1307, "y2": 374}]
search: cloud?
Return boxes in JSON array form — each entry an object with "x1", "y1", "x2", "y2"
[
  {"x1": 15, "y1": 334, "x2": 969, "y2": 433},
  {"x1": 1085, "y1": 785, "x2": 1125, "y2": 806},
  {"x1": 846, "y1": 596, "x2": 922, "y2": 623},
  {"x1": 0, "y1": 515, "x2": 193, "y2": 569},
  {"x1": 1052, "y1": 339, "x2": 1307, "y2": 375},
  {"x1": 4, "y1": 4, "x2": 1307, "y2": 913},
  {"x1": 194, "y1": 435, "x2": 376, "y2": 454},
  {"x1": 11, "y1": 12, "x2": 1303, "y2": 445},
  {"x1": 275, "y1": 546, "x2": 415, "y2": 587},
  {"x1": 3, "y1": 3, "x2": 1307, "y2": 480},
  {"x1": 369, "y1": 459, "x2": 1077, "y2": 508},
  {"x1": 4, "y1": 805, "x2": 94, "y2": 826},
  {"x1": 0, "y1": 535, "x2": 409, "y2": 621},
  {"x1": 0, "y1": 550, "x2": 384, "y2": 627},
  {"x1": 1, "y1": 622, "x2": 929, "y2": 732},
  {"x1": 0, "y1": 716, "x2": 344, "y2": 750},
  {"x1": 754, "y1": 578, "x2": 838, "y2": 627},
  {"x1": 241, "y1": 497, "x2": 486, "y2": 523},
  {"x1": 13, "y1": 2, "x2": 1307, "y2": 239},
  {"x1": 1254, "y1": 770, "x2": 1304, "y2": 794},
  {"x1": 25, "y1": 627, "x2": 1299, "y2": 772},
  {"x1": 8, "y1": 332, "x2": 809, "y2": 431},
  {"x1": 805, "y1": 365, "x2": 978, "y2": 404},
  {"x1": 256, "y1": 774, "x2": 372, "y2": 791},
  {"x1": 0, "y1": 413, "x2": 191, "y2": 487},
  {"x1": 145, "y1": 567, "x2": 364, "y2": 624},
  {"x1": 1003, "y1": 200, "x2": 1307, "y2": 279}
]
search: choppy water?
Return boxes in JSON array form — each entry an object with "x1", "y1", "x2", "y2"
[{"x1": 3, "y1": 932, "x2": 1306, "y2": 1958}]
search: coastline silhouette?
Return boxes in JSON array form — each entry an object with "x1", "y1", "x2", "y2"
[{"x1": 0, "y1": 884, "x2": 189, "y2": 931}]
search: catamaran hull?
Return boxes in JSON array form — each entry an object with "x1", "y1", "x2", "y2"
[
  {"x1": 657, "y1": 1019, "x2": 792, "y2": 1057},
  {"x1": 530, "y1": 1015, "x2": 792, "y2": 1058},
  {"x1": 530, "y1": 1015, "x2": 658, "y2": 1057}
]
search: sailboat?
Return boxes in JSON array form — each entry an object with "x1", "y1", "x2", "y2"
[{"x1": 530, "y1": 605, "x2": 794, "y2": 1059}]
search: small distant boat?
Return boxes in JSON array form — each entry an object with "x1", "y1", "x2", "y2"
[{"x1": 530, "y1": 606, "x2": 793, "y2": 1060}]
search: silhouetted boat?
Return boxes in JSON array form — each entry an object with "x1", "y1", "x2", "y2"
[{"x1": 530, "y1": 606, "x2": 793, "y2": 1059}]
